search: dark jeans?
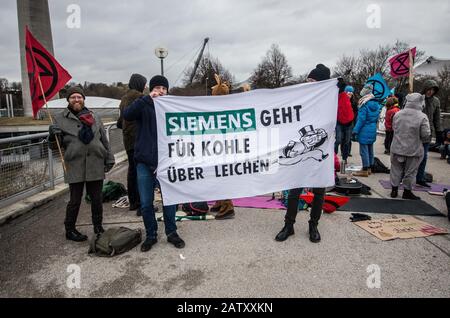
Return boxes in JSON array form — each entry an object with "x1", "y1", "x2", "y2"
[
  {"x1": 335, "y1": 123, "x2": 352, "y2": 161},
  {"x1": 126, "y1": 149, "x2": 140, "y2": 207},
  {"x1": 136, "y1": 163, "x2": 177, "y2": 240},
  {"x1": 65, "y1": 180, "x2": 103, "y2": 231},
  {"x1": 384, "y1": 131, "x2": 394, "y2": 152},
  {"x1": 284, "y1": 187, "x2": 325, "y2": 225},
  {"x1": 440, "y1": 144, "x2": 450, "y2": 159},
  {"x1": 416, "y1": 143, "x2": 429, "y2": 183}
]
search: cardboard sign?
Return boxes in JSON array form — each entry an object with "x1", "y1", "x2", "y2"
[{"x1": 354, "y1": 216, "x2": 448, "y2": 241}]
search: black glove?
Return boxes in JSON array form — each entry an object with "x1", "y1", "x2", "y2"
[
  {"x1": 337, "y1": 77, "x2": 346, "y2": 93},
  {"x1": 104, "y1": 162, "x2": 114, "y2": 173},
  {"x1": 350, "y1": 213, "x2": 372, "y2": 222},
  {"x1": 48, "y1": 124, "x2": 63, "y2": 143},
  {"x1": 351, "y1": 132, "x2": 358, "y2": 142},
  {"x1": 49, "y1": 124, "x2": 62, "y2": 136}
]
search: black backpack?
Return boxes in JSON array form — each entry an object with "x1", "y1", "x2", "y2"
[
  {"x1": 372, "y1": 157, "x2": 390, "y2": 174},
  {"x1": 181, "y1": 202, "x2": 209, "y2": 216}
]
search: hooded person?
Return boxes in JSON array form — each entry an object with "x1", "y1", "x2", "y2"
[
  {"x1": 416, "y1": 79, "x2": 442, "y2": 187},
  {"x1": 390, "y1": 93, "x2": 431, "y2": 200},
  {"x1": 275, "y1": 63, "x2": 335, "y2": 244},
  {"x1": 209, "y1": 74, "x2": 236, "y2": 220},
  {"x1": 48, "y1": 86, "x2": 115, "y2": 242},
  {"x1": 118, "y1": 74, "x2": 147, "y2": 215},
  {"x1": 352, "y1": 81, "x2": 382, "y2": 177}
]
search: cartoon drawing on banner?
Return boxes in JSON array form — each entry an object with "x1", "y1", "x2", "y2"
[{"x1": 278, "y1": 125, "x2": 329, "y2": 166}]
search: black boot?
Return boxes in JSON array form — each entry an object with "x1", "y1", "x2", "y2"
[
  {"x1": 275, "y1": 223, "x2": 294, "y2": 242},
  {"x1": 391, "y1": 186, "x2": 398, "y2": 198},
  {"x1": 308, "y1": 221, "x2": 321, "y2": 243},
  {"x1": 141, "y1": 238, "x2": 158, "y2": 252},
  {"x1": 416, "y1": 180, "x2": 431, "y2": 188},
  {"x1": 402, "y1": 189, "x2": 421, "y2": 200},
  {"x1": 94, "y1": 225, "x2": 105, "y2": 234},
  {"x1": 167, "y1": 232, "x2": 185, "y2": 249},
  {"x1": 66, "y1": 229, "x2": 88, "y2": 242},
  {"x1": 308, "y1": 188, "x2": 324, "y2": 243}
]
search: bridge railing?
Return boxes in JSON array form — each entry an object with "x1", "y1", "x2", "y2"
[{"x1": 0, "y1": 122, "x2": 124, "y2": 209}]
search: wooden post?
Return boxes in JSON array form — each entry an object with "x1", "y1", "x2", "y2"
[
  {"x1": 408, "y1": 49, "x2": 414, "y2": 93},
  {"x1": 35, "y1": 74, "x2": 67, "y2": 173}
]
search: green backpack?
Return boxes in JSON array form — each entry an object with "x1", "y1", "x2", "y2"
[
  {"x1": 89, "y1": 227, "x2": 142, "y2": 257},
  {"x1": 85, "y1": 181, "x2": 128, "y2": 203}
]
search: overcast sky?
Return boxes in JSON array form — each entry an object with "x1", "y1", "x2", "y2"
[{"x1": 1, "y1": 0, "x2": 449, "y2": 87}]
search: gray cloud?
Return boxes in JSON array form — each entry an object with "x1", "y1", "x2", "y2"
[{"x1": 1, "y1": 0, "x2": 449, "y2": 86}]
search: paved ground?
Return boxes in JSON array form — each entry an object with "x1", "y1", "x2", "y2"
[{"x1": 1, "y1": 138, "x2": 449, "y2": 298}]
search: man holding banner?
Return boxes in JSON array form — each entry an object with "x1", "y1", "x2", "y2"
[
  {"x1": 123, "y1": 75, "x2": 186, "y2": 252},
  {"x1": 153, "y1": 64, "x2": 340, "y2": 245}
]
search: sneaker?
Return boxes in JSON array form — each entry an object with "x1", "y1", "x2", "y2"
[{"x1": 167, "y1": 232, "x2": 185, "y2": 249}]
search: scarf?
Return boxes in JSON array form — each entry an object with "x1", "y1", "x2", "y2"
[
  {"x1": 77, "y1": 108, "x2": 95, "y2": 144},
  {"x1": 358, "y1": 94, "x2": 375, "y2": 109}
]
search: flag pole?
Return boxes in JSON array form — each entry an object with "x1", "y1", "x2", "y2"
[
  {"x1": 35, "y1": 74, "x2": 67, "y2": 173},
  {"x1": 408, "y1": 49, "x2": 414, "y2": 93}
]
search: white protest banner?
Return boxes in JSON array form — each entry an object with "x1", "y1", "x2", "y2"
[{"x1": 155, "y1": 79, "x2": 338, "y2": 205}]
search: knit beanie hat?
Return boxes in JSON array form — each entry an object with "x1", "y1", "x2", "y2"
[
  {"x1": 149, "y1": 75, "x2": 169, "y2": 92},
  {"x1": 66, "y1": 86, "x2": 86, "y2": 101},
  {"x1": 307, "y1": 64, "x2": 331, "y2": 82},
  {"x1": 344, "y1": 86, "x2": 354, "y2": 93},
  {"x1": 128, "y1": 74, "x2": 147, "y2": 93}
]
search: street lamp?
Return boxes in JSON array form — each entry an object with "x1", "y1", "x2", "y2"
[{"x1": 154, "y1": 47, "x2": 168, "y2": 76}]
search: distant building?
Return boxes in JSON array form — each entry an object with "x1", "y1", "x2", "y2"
[{"x1": 415, "y1": 56, "x2": 450, "y2": 77}]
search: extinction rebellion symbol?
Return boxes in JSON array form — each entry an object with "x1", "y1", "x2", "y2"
[{"x1": 26, "y1": 45, "x2": 59, "y2": 102}]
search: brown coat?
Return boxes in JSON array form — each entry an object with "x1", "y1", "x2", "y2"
[{"x1": 50, "y1": 108, "x2": 115, "y2": 184}]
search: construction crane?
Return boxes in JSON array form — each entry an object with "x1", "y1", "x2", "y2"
[{"x1": 189, "y1": 38, "x2": 209, "y2": 85}]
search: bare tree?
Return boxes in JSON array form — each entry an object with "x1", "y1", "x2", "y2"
[
  {"x1": 333, "y1": 41, "x2": 426, "y2": 94},
  {"x1": 251, "y1": 44, "x2": 293, "y2": 89},
  {"x1": 0, "y1": 78, "x2": 8, "y2": 92},
  {"x1": 183, "y1": 56, "x2": 234, "y2": 88}
]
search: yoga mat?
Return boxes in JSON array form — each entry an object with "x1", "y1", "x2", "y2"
[
  {"x1": 209, "y1": 196, "x2": 286, "y2": 210},
  {"x1": 379, "y1": 180, "x2": 450, "y2": 193},
  {"x1": 338, "y1": 197, "x2": 444, "y2": 217}
]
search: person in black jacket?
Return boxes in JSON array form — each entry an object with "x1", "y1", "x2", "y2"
[
  {"x1": 123, "y1": 75, "x2": 185, "y2": 252},
  {"x1": 118, "y1": 74, "x2": 146, "y2": 215}
]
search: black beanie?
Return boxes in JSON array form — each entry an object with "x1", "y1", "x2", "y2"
[
  {"x1": 307, "y1": 64, "x2": 331, "y2": 82},
  {"x1": 66, "y1": 86, "x2": 86, "y2": 101},
  {"x1": 128, "y1": 73, "x2": 147, "y2": 93},
  {"x1": 149, "y1": 75, "x2": 169, "y2": 92}
]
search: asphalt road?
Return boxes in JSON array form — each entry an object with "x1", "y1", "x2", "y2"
[{"x1": 1, "y1": 139, "x2": 449, "y2": 297}]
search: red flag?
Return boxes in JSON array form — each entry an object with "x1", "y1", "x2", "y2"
[
  {"x1": 25, "y1": 27, "x2": 72, "y2": 117},
  {"x1": 389, "y1": 47, "x2": 416, "y2": 79}
]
